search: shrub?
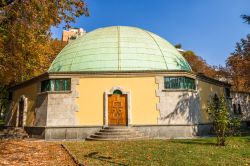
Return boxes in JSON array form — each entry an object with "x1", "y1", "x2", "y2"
[{"x1": 207, "y1": 94, "x2": 240, "y2": 146}]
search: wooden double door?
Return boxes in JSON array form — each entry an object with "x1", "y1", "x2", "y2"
[{"x1": 108, "y1": 94, "x2": 128, "y2": 126}]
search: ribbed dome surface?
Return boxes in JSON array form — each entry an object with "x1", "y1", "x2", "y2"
[{"x1": 48, "y1": 26, "x2": 191, "y2": 72}]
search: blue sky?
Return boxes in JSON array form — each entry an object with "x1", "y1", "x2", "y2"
[{"x1": 51, "y1": 0, "x2": 250, "y2": 66}]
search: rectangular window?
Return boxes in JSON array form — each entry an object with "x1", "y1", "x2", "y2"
[
  {"x1": 164, "y1": 76, "x2": 196, "y2": 90},
  {"x1": 41, "y1": 79, "x2": 71, "y2": 92}
]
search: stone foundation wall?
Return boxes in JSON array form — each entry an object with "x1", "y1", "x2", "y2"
[
  {"x1": 23, "y1": 124, "x2": 213, "y2": 140},
  {"x1": 24, "y1": 127, "x2": 45, "y2": 139},
  {"x1": 134, "y1": 124, "x2": 212, "y2": 139},
  {"x1": 44, "y1": 126, "x2": 101, "y2": 140}
]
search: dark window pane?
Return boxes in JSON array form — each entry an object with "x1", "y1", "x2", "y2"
[
  {"x1": 164, "y1": 76, "x2": 195, "y2": 90},
  {"x1": 50, "y1": 80, "x2": 55, "y2": 91},
  {"x1": 41, "y1": 79, "x2": 71, "y2": 92},
  {"x1": 54, "y1": 79, "x2": 63, "y2": 91},
  {"x1": 113, "y1": 89, "x2": 122, "y2": 95},
  {"x1": 64, "y1": 79, "x2": 71, "y2": 90},
  {"x1": 180, "y1": 77, "x2": 184, "y2": 89},
  {"x1": 54, "y1": 80, "x2": 60, "y2": 91},
  {"x1": 59, "y1": 80, "x2": 64, "y2": 91},
  {"x1": 41, "y1": 80, "x2": 50, "y2": 92},
  {"x1": 54, "y1": 79, "x2": 71, "y2": 91}
]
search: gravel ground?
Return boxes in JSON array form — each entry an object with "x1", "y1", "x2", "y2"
[{"x1": 0, "y1": 139, "x2": 77, "y2": 166}]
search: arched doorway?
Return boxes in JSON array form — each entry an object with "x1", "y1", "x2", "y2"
[
  {"x1": 18, "y1": 98, "x2": 24, "y2": 127},
  {"x1": 108, "y1": 89, "x2": 128, "y2": 126}
]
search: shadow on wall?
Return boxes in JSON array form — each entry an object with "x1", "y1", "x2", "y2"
[
  {"x1": 34, "y1": 94, "x2": 48, "y2": 126},
  {"x1": 160, "y1": 92, "x2": 200, "y2": 125},
  {"x1": 199, "y1": 83, "x2": 223, "y2": 123},
  {"x1": 26, "y1": 100, "x2": 36, "y2": 126},
  {"x1": 5, "y1": 102, "x2": 17, "y2": 126}
]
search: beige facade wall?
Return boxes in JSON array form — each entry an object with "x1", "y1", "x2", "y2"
[
  {"x1": 156, "y1": 76, "x2": 200, "y2": 125},
  {"x1": 6, "y1": 72, "x2": 230, "y2": 128},
  {"x1": 46, "y1": 78, "x2": 80, "y2": 126},
  {"x1": 198, "y1": 80, "x2": 225, "y2": 123},
  {"x1": 75, "y1": 77, "x2": 159, "y2": 125},
  {"x1": 62, "y1": 28, "x2": 86, "y2": 42},
  {"x1": 6, "y1": 83, "x2": 37, "y2": 126}
]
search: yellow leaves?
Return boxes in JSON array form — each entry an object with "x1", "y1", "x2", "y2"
[
  {"x1": 0, "y1": 140, "x2": 77, "y2": 165},
  {"x1": 0, "y1": 0, "x2": 87, "y2": 85}
]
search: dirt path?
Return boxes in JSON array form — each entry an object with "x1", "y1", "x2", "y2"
[{"x1": 0, "y1": 139, "x2": 77, "y2": 166}]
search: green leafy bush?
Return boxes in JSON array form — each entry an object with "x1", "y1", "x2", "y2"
[{"x1": 207, "y1": 94, "x2": 240, "y2": 146}]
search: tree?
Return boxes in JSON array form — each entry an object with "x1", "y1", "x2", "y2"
[
  {"x1": 207, "y1": 94, "x2": 240, "y2": 146},
  {"x1": 0, "y1": 0, "x2": 89, "y2": 117},
  {"x1": 0, "y1": 0, "x2": 89, "y2": 86},
  {"x1": 226, "y1": 35, "x2": 250, "y2": 92},
  {"x1": 224, "y1": 14, "x2": 250, "y2": 92},
  {"x1": 0, "y1": 86, "x2": 8, "y2": 119},
  {"x1": 174, "y1": 44, "x2": 182, "y2": 49},
  {"x1": 180, "y1": 50, "x2": 218, "y2": 78},
  {"x1": 241, "y1": 14, "x2": 250, "y2": 24}
]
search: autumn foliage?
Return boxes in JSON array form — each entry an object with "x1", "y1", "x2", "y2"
[
  {"x1": 0, "y1": 0, "x2": 89, "y2": 116},
  {"x1": 0, "y1": 0, "x2": 89, "y2": 85},
  {"x1": 177, "y1": 32, "x2": 250, "y2": 93},
  {"x1": 181, "y1": 50, "x2": 218, "y2": 78},
  {"x1": 226, "y1": 35, "x2": 250, "y2": 92}
]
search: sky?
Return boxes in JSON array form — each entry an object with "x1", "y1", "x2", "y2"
[{"x1": 51, "y1": 0, "x2": 250, "y2": 66}]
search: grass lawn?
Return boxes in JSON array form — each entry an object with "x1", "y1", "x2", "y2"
[{"x1": 64, "y1": 136, "x2": 250, "y2": 166}]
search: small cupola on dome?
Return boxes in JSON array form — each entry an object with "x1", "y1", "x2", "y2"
[{"x1": 48, "y1": 26, "x2": 191, "y2": 72}]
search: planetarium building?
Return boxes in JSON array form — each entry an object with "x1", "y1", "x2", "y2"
[{"x1": 6, "y1": 26, "x2": 230, "y2": 140}]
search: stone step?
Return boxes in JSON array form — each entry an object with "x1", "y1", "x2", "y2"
[
  {"x1": 95, "y1": 131, "x2": 137, "y2": 136},
  {"x1": 89, "y1": 133, "x2": 144, "y2": 139},
  {"x1": 100, "y1": 129, "x2": 134, "y2": 132},
  {"x1": 86, "y1": 136, "x2": 149, "y2": 141},
  {"x1": 103, "y1": 126, "x2": 132, "y2": 129},
  {"x1": 86, "y1": 126, "x2": 148, "y2": 141}
]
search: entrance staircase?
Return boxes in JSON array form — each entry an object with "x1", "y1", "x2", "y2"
[{"x1": 86, "y1": 126, "x2": 149, "y2": 141}]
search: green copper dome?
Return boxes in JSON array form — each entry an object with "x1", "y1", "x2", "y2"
[{"x1": 48, "y1": 26, "x2": 191, "y2": 72}]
